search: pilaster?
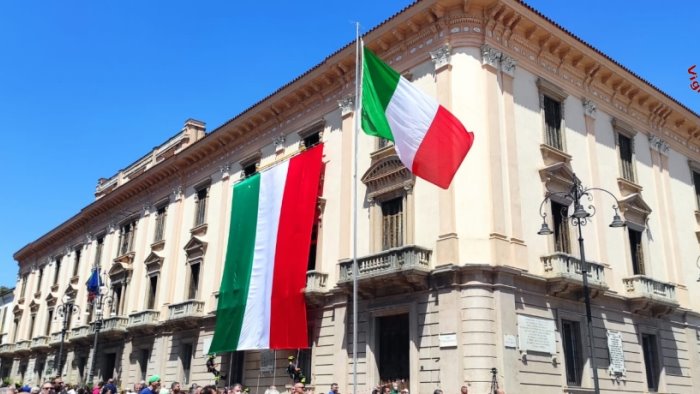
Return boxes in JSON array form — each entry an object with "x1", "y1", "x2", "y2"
[
  {"x1": 431, "y1": 44, "x2": 460, "y2": 266},
  {"x1": 338, "y1": 96, "x2": 355, "y2": 261},
  {"x1": 481, "y1": 44, "x2": 509, "y2": 265}
]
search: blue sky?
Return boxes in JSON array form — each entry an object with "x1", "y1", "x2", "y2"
[{"x1": 0, "y1": 1, "x2": 696, "y2": 288}]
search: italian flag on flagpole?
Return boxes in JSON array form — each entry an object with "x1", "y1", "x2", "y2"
[
  {"x1": 209, "y1": 145, "x2": 323, "y2": 352},
  {"x1": 361, "y1": 46, "x2": 474, "y2": 189}
]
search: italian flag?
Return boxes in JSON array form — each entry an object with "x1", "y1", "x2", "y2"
[
  {"x1": 210, "y1": 145, "x2": 323, "y2": 352},
  {"x1": 362, "y1": 47, "x2": 474, "y2": 189}
]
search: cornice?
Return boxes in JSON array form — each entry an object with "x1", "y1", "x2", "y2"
[{"x1": 15, "y1": 0, "x2": 700, "y2": 262}]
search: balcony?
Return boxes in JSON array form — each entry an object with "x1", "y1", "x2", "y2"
[
  {"x1": 622, "y1": 275, "x2": 678, "y2": 316},
  {"x1": 167, "y1": 300, "x2": 205, "y2": 328},
  {"x1": 69, "y1": 325, "x2": 93, "y2": 343},
  {"x1": 14, "y1": 340, "x2": 30, "y2": 354},
  {"x1": 93, "y1": 316, "x2": 128, "y2": 340},
  {"x1": 338, "y1": 245, "x2": 432, "y2": 296},
  {"x1": 541, "y1": 253, "x2": 608, "y2": 298},
  {"x1": 0, "y1": 343, "x2": 14, "y2": 356},
  {"x1": 305, "y1": 271, "x2": 329, "y2": 306},
  {"x1": 49, "y1": 331, "x2": 69, "y2": 347},
  {"x1": 30, "y1": 336, "x2": 51, "y2": 352},
  {"x1": 127, "y1": 310, "x2": 160, "y2": 334}
]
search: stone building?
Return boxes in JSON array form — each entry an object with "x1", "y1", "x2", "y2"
[{"x1": 1, "y1": 0, "x2": 700, "y2": 393}]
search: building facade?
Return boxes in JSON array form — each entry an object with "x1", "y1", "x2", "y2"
[
  {"x1": 0, "y1": 288, "x2": 14, "y2": 382},
  {"x1": 2, "y1": 0, "x2": 700, "y2": 393}
]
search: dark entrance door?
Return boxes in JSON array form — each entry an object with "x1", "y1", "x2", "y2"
[
  {"x1": 102, "y1": 353, "x2": 117, "y2": 381},
  {"x1": 377, "y1": 314, "x2": 409, "y2": 384}
]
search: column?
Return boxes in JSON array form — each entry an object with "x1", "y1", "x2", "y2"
[
  {"x1": 500, "y1": 55, "x2": 527, "y2": 269},
  {"x1": 481, "y1": 44, "x2": 510, "y2": 265},
  {"x1": 337, "y1": 96, "x2": 355, "y2": 261},
  {"x1": 431, "y1": 45, "x2": 460, "y2": 266},
  {"x1": 435, "y1": 268, "x2": 463, "y2": 393}
]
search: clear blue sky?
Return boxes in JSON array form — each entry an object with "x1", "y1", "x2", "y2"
[{"x1": 0, "y1": 1, "x2": 696, "y2": 288}]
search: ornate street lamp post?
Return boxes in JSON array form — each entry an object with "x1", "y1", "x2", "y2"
[
  {"x1": 537, "y1": 174, "x2": 625, "y2": 394},
  {"x1": 85, "y1": 291, "x2": 113, "y2": 386},
  {"x1": 55, "y1": 295, "x2": 81, "y2": 376}
]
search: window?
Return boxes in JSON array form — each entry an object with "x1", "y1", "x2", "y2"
[
  {"x1": 112, "y1": 285, "x2": 123, "y2": 316},
  {"x1": 629, "y1": 228, "x2": 645, "y2": 275},
  {"x1": 12, "y1": 319, "x2": 19, "y2": 342},
  {"x1": 194, "y1": 187, "x2": 209, "y2": 227},
  {"x1": 551, "y1": 201, "x2": 571, "y2": 254},
  {"x1": 20, "y1": 274, "x2": 28, "y2": 298},
  {"x1": 181, "y1": 343, "x2": 193, "y2": 385},
  {"x1": 187, "y1": 263, "x2": 201, "y2": 300},
  {"x1": 139, "y1": 349, "x2": 150, "y2": 381},
  {"x1": 561, "y1": 319, "x2": 583, "y2": 386},
  {"x1": 243, "y1": 162, "x2": 258, "y2": 178},
  {"x1": 53, "y1": 257, "x2": 62, "y2": 285},
  {"x1": 544, "y1": 95, "x2": 563, "y2": 150},
  {"x1": 95, "y1": 237, "x2": 104, "y2": 265},
  {"x1": 693, "y1": 170, "x2": 700, "y2": 210},
  {"x1": 377, "y1": 137, "x2": 393, "y2": 150},
  {"x1": 154, "y1": 205, "x2": 167, "y2": 242},
  {"x1": 73, "y1": 248, "x2": 82, "y2": 277},
  {"x1": 78, "y1": 357, "x2": 87, "y2": 382},
  {"x1": 36, "y1": 267, "x2": 44, "y2": 293},
  {"x1": 307, "y1": 217, "x2": 319, "y2": 271},
  {"x1": 118, "y1": 220, "x2": 137, "y2": 256},
  {"x1": 618, "y1": 133, "x2": 635, "y2": 182},
  {"x1": 147, "y1": 276, "x2": 158, "y2": 309},
  {"x1": 381, "y1": 197, "x2": 404, "y2": 250},
  {"x1": 642, "y1": 334, "x2": 660, "y2": 391},
  {"x1": 45, "y1": 309, "x2": 54, "y2": 336},
  {"x1": 28, "y1": 314, "x2": 36, "y2": 338},
  {"x1": 0, "y1": 307, "x2": 6, "y2": 334},
  {"x1": 302, "y1": 130, "x2": 321, "y2": 149}
]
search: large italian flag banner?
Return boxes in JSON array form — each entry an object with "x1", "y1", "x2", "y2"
[
  {"x1": 210, "y1": 145, "x2": 323, "y2": 352},
  {"x1": 362, "y1": 46, "x2": 474, "y2": 189}
]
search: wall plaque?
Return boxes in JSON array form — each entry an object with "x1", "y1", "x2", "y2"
[
  {"x1": 439, "y1": 333, "x2": 458, "y2": 348},
  {"x1": 260, "y1": 349, "x2": 276, "y2": 374},
  {"x1": 607, "y1": 330, "x2": 626, "y2": 376},
  {"x1": 517, "y1": 314, "x2": 556, "y2": 354}
]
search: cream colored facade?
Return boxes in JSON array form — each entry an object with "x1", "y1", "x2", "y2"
[{"x1": 2, "y1": 0, "x2": 700, "y2": 393}]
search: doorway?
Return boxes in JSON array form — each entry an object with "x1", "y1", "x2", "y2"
[
  {"x1": 377, "y1": 314, "x2": 410, "y2": 385},
  {"x1": 102, "y1": 353, "x2": 117, "y2": 381}
]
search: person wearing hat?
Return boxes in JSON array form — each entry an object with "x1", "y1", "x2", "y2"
[
  {"x1": 141, "y1": 376, "x2": 161, "y2": 394},
  {"x1": 286, "y1": 356, "x2": 306, "y2": 384}
]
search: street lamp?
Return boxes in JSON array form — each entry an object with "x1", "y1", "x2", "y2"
[
  {"x1": 55, "y1": 295, "x2": 81, "y2": 376},
  {"x1": 85, "y1": 289, "x2": 114, "y2": 386},
  {"x1": 537, "y1": 173, "x2": 625, "y2": 394}
]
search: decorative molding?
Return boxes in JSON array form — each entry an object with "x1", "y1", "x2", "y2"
[
  {"x1": 582, "y1": 98, "x2": 597, "y2": 118},
  {"x1": 430, "y1": 44, "x2": 451, "y2": 70},
  {"x1": 172, "y1": 185, "x2": 183, "y2": 201},
  {"x1": 338, "y1": 96, "x2": 355, "y2": 117},
  {"x1": 219, "y1": 164, "x2": 231, "y2": 180},
  {"x1": 481, "y1": 44, "x2": 502, "y2": 69},
  {"x1": 649, "y1": 135, "x2": 670, "y2": 155},
  {"x1": 500, "y1": 55, "x2": 517, "y2": 77},
  {"x1": 142, "y1": 202, "x2": 152, "y2": 217},
  {"x1": 273, "y1": 135, "x2": 286, "y2": 153},
  {"x1": 361, "y1": 151, "x2": 415, "y2": 201}
]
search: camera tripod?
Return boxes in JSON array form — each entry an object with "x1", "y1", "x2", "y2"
[{"x1": 489, "y1": 368, "x2": 499, "y2": 394}]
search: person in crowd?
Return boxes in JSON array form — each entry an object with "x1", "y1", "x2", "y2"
[
  {"x1": 140, "y1": 376, "x2": 160, "y2": 394},
  {"x1": 52, "y1": 378, "x2": 67, "y2": 394},
  {"x1": 200, "y1": 386, "x2": 216, "y2": 394},
  {"x1": 400, "y1": 389, "x2": 409, "y2": 394},
  {"x1": 102, "y1": 380, "x2": 117, "y2": 394},
  {"x1": 292, "y1": 383, "x2": 304, "y2": 394},
  {"x1": 170, "y1": 382, "x2": 182, "y2": 394},
  {"x1": 381, "y1": 386, "x2": 391, "y2": 394},
  {"x1": 263, "y1": 385, "x2": 279, "y2": 394},
  {"x1": 187, "y1": 385, "x2": 199, "y2": 394},
  {"x1": 93, "y1": 382, "x2": 103, "y2": 394},
  {"x1": 66, "y1": 384, "x2": 76, "y2": 394},
  {"x1": 31, "y1": 386, "x2": 40, "y2": 394},
  {"x1": 390, "y1": 383, "x2": 399, "y2": 394},
  {"x1": 229, "y1": 385, "x2": 242, "y2": 394},
  {"x1": 433, "y1": 389, "x2": 443, "y2": 394},
  {"x1": 327, "y1": 383, "x2": 338, "y2": 394},
  {"x1": 6, "y1": 385, "x2": 18, "y2": 394},
  {"x1": 460, "y1": 386, "x2": 468, "y2": 394}
]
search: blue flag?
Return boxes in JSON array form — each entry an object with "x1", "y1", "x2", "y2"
[{"x1": 86, "y1": 268, "x2": 102, "y2": 301}]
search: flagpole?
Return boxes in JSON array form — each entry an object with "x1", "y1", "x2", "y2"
[{"x1": 352, "y1": 22, "x2": 362, "y2": 394}]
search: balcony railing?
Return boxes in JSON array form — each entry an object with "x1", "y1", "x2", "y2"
[
  {"x1": 49, "y1": 331, "x2": 68, "y2": 346},
  {"x1": 306, "y1": 271, "x2": 329, "y2": 293},
  {"x1": 623, "y1": 275, "x2": 678, "y2": 314},
  {"x1": 30, "y1": 336, "x2": 50, "y2": 350},
  {"x1": 127, "y1": 310, "x2": 160, "y2": 331},
  {"x1": 14, "y1": 340, "x2": 30, "y2": 352},
  {"x1": 70, "y1": 325, "x2": 93, "y2": 341},
  {"x1": 168, "y1": 300, "x2": 205, "y2": 321},
  {"x1": 95, "y1": 316, "x2": 128, "y2": 334},
  {"x1": 541, "y1": 252, "x2": 607, "y2": 295},
  {"x1": 339, "y1": 245, "x2": 432, "y2": 282},
  {"x1": 0, "y1": 343, "x2": 14, "y2": 355}
]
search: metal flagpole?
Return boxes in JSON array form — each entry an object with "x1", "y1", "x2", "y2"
[{"x1": 352, "y1": 22, "x2": 362, "y2": 394}]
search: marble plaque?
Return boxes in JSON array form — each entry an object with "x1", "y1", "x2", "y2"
[
  {"x1": 260, "y1": 349, "x2": 276, "y2": 374},
  {"x1": 439, "y1": 333, "x2": 458, "y2": 348},
  {"x1": 607, "y1": 330, "x2": 626, "y2": 375},
  {"x1": 517, "y1": 315, "x2": 556, "y2": 354}
]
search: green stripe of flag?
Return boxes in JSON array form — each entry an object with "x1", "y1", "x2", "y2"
[
  {"x1": 210, "y1": 173, "x2": 261, "y2": 353},
  {"x1": 361, "y1": 47, "x2": 400, "y2": 141}
]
